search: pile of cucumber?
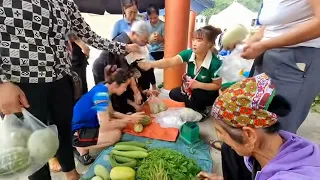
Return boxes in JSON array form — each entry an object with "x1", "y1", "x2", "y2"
[
  {"x1": 110, "y1": 141, "x2": 148, "y2": 168},
  {"x1": 88, "y1": 141, "x2": 149, "y2": 180}
]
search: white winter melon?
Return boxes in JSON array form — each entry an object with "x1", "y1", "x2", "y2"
[
  {"x1": 9, "y1": 128, "x2": 32, "y2": 148},
  {"x1": 27, "y1": 128, "x2": 59, "y2": 162},
  {"x1": 221, "y1": 24, "x2": 249, "y2": 50}
]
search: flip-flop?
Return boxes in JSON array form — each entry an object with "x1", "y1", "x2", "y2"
[{"x1": 208, "y1": 140, "x2": 223, "y2": 151}]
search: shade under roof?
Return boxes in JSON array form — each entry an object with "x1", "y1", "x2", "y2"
[{"x1": 74, "y1": 0, "x2": 214, "y2": 15}]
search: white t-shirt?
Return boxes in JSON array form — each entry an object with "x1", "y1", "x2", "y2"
[{"x1": 259, "y1": 0, "x2": 320, "y2": 48}]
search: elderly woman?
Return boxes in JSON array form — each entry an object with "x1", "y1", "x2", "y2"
[
  {"x1": 93, "y1": 21, "x2": 154, "y2": 114},
  {"x1": 111, "y1": 0, "x2": 138, "y2": 39},
  {"x1": 0, "y1": 1, "x2": 139, "y2": 180},
  {"x1": 198, "y1": 73, "x2": 320, "y2": 180},
  {"x1": 241, "y1": 0, "x2": 320, "y2": 133}
]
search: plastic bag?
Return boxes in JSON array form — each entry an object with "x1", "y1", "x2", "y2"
[
  {"x1": 155, "y1": 108, "x2": 202, "y2": 128},
  {"x1": 0, "y1": 109, "x2": 59, "y2": 180},
  {"x1": 218, "y1": 45, "x2": 254, "y2": 83},
  {"x1": 148, "y1": 95, "x2": 168, "y2": 114},
  {"x1": 125, "y1": 46, "x2": 150, "y2": 65}
]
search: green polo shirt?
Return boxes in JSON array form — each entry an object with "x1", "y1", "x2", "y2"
[{"x1": 178, "y1": 49, "x2": 222, "y2": 83}]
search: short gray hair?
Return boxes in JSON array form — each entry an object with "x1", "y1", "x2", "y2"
[{"x1": 131, "y1": 21, "x2": 150, "y2": 36}]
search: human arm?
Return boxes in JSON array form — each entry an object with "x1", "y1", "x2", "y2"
[
  {"x1": 111, "y1": 21, "x2": 121, "y2": 40},
  {"x1": 245, "y1": 26, "x2": 265, "y2": 44},
  {"x1": 67, "y1": 1, "x2": 138, "y2": 54},
  {"x1": 138, "y1": 55, "x2": 183, "y2": 71},
  {"x1": 74, "y1": 39, "x2": 90, "y2": 57},
  {"x1": 130, "y1": 77, "x2": 143, "y2": 105},
  {"x1": 197, "y1": 172, "x2": 224, "y2": 180},
  {"x1": 0, "y1": 67, "x2": 30, "y2": 114}
]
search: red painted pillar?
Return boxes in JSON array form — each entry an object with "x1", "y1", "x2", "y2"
[
  {"x1": 188, "y1": 11, "x2": 197, "y2": 48},
  {"x1": 163, "y1": 0, "x2": 191, "y2": 90}
]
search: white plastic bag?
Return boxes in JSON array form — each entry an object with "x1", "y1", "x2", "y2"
[
  {"x1": 125, "y1": 46, "x2": 150, "y2": 65},
  {"x1": 148, "y1": 95, "x2": 168, "y2": 114},
  {"x1": 155, "y1": 108, "x2": 202, "y2": 128},
  {"x1": 0, "y1": 109, "x2": 59, "y2": 180},
  {"x1": 218, "y1": 45, "x2": 254, "y2": 83}
]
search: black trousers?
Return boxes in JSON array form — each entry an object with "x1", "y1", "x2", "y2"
[
  {"x1": 221, "y1": 143, "x2": 252, "y2": 180},
  {"x1": 169, "y1": 87, "x2": 219, "y2": 112},
  {"x1": 72, "y1": 63, "x2": 88, "y2": 97},
  {"x1": 111, "y1": 87, "x2": 147, "y2": 114},
  {"x1": 17, "y1": 77, "x2": 75, "y2": 180}
]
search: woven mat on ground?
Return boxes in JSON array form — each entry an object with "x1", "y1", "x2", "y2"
[{"x1": 82, "y1": 133, "x2": 213, "y2": 179}]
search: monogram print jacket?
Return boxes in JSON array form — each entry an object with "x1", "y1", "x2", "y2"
[{"x1": 0, "y1": 0, "x2": 126, "y2": 83}]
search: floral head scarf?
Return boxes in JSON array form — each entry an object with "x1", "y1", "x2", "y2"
[{"x1": 211, "y1": 73, "x2": 278, "y2": 128}]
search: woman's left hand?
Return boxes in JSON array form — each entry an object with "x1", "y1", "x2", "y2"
[
  {"x1": 134, "y1": 92, "x2": 143, "y2": 105},
  {"x1": 241, "y1": 41, "x2": 267, "y2": 60},
  {"x1": 130, "y1": 112, "x2": 146, "y2": 123}
]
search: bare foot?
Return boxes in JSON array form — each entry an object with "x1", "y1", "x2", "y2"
[
  {"x1": 65, "y1": 169, "x2": 80, "y2": 180},
  {"x1": 49, "y1": 158, "x2": 62, "y2": 173}
]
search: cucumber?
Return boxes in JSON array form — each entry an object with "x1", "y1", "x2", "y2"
[
  {"x1": 91, "y1": 176, "x2": 104, "y2": 180},
  {"x1": 111, "y1": 150, "x2": 148, "y2": 159},
  {"x1": 109, "y1": 153, "x2": 137, "y2": 168},
  {"x1": 94, "y1": 164, "x2": 110, "y2": 180},
  {"x1": 115, "y1": 141, "x2": 146, "y2": 148},
  {"x1": 113, "y1": 145, "x2": 147, "y2": 152},
  {"x1": 0, "y1": 147, "x2": 30, "y2": 176},
  {"x1": 114, "y1": 155, "x2": 136, "y2": 163}
]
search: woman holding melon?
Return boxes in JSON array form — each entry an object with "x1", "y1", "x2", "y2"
[
  {"x1": 240, "y1": 0, "x2": 320, "y2": 133},
  {"x1": 138, "y1": 26, "x2": 223, "y2": 117},
  {"x1": 71, "y1": 66, "x2": 145, "y2": 165}
]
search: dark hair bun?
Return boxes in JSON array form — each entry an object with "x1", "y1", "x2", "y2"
[{"x1": 203, "y1": 25, "x2": 222, "y2": 36}]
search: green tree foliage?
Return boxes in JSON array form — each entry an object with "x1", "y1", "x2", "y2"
[{"x1": 201, "y1": 0, "x2": 263, "y2": 17}]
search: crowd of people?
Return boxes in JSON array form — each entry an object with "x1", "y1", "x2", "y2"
[{"x1": 0, "y1": 0, "x2": 320, "y2": 180}]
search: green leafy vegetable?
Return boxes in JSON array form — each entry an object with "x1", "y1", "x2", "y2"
[
  {"x1": 311, "y1": 94, "x2": 320, "y2": 113},
  {"x1": 137, "y1": 148, "x2": 201, "y2": 180}
]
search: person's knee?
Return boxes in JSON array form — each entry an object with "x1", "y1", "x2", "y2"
[{"x1": 169, "y1": 87, "x2": 182, "y2": 101}]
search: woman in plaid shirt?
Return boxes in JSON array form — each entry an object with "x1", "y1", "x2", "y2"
[{"x1": 0, "y1": 0, "x2": 140, "y2": 179}]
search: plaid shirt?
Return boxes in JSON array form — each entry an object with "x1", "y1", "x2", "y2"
[{"x1": 0, "y1": 0, "x2": 126, "y2": 83}]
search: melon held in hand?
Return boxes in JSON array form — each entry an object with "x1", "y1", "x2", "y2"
[{"x1": 27, "y1": 128, "x2": 59, "y2": 162}]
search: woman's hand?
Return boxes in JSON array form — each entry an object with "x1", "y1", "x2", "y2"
[
  {"x1": 0, "y1": 82, "x2": 29, "y2": 115},
  {"x1": 134, "y1": 92, "x2": 143, "y2": 105},
  {"x1": 241, "y1": 41, "x2": 267, "y2": 60},
  {"x1": 138, "y1": 60, "x2": 153, "y2": 71},
  {"x1": 154, "y1": 33, "x2": 164, "y2": 43},
  {"x1": 189, "y1": 80, "x2": 201, "y2": 90},
  {"x1": 142, "y1": 89, "x2": 160, "y2": 97},
  {"x1": 130, "y1": 112, "x2": 146, "y2": 123},
  {"x1": 197, "y1": 172, "x2": 223, "y2": 180},
  {"x1": 125, "y1": 44, "x2": 141, "y2": 53}
]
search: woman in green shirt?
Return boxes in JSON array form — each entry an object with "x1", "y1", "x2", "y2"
[{"x1": 138, "y1": 26, "x2": 222, "y2": 115}]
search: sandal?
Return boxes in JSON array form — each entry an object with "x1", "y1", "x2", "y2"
[
  {"x1": 49, "y1": 158, "x2": 62, "y2": 173},
  {"x1": 75, "y1": 153, "x2": 95, "y2": 166},
  {"x1": 208, "y1": 140, "x2": 223, "y2": 151}
]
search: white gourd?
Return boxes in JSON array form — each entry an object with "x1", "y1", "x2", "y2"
[
  {"x1": 27, "y1": 128, "x2": 59, "y2": 162},
  {"x1": 221, "y1": 24, "x2": 249, "y2": 49}
]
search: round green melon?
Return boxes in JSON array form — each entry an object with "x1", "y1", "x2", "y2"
[{"x1": 27, "y1": 128, "x2": 59, "y2": 162}]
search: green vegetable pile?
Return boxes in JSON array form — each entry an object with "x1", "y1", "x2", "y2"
[
  {"x1": 137, "y1": 148, "x2": 201, "y2": 180},
  {"x1": 311, "y1": 94, "x2": 320, "y2": 113}
]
